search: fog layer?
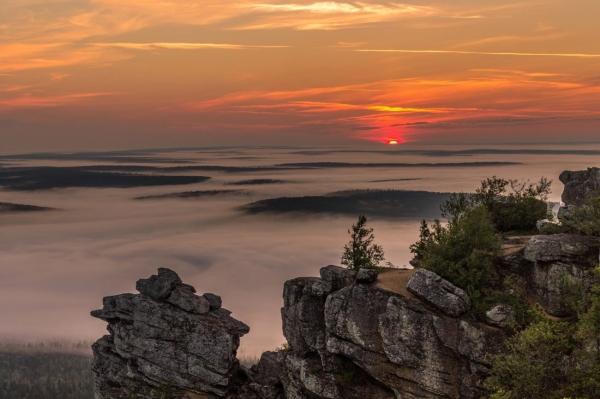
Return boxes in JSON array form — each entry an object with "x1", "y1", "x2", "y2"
[{"x1": 0, "y1": 145, "x2": 596, "y2": 356}]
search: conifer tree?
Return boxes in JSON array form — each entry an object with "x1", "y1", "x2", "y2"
[{"x1": 341, "y1": 215, "x2": 385, "y2": 270}]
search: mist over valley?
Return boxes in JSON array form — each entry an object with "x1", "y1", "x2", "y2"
[{"x1": 0, "y1": 145, "x2": 597, "y2": 356}]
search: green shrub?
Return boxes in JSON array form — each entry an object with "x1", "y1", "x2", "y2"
[
  {"x1": 437, "y1": 176, "x2": 552, "y2": 233},
  {"x1": 567, "y1": 196, "x2": 600, "y2": 237},
  {"x1": 411, "y1": 206, "x2": 502, "y2": 314},
  {"x1": 487, "y1": 267, "x2": 600, "y2": 399},
  {"x1": 485, "y1": 306, "x2": 577, "y2": 399}
]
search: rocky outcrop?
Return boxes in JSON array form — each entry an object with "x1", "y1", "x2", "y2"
[
  {"x1": 280, "y1": 267, "x2": 504, "y2": 399},
  {"x1": 560, "y1": 167, "x2": 600, "y2": 206},
  {"x1": 92, "y1": 266, "x2": 507, "y2": 399},
  {"x1": 407, "y1": 269, "x2": 471, "y2": 317},
  {"x1": 91, "y1": 268, "x2": 251, "y2": 399},
  {"x1": 524, "y1": 234, "x2": 600, "y2": 316}
]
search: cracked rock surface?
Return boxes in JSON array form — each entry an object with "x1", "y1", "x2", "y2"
[{"x1": 91, "y1": 268, "x2": 250, "y2": 399}]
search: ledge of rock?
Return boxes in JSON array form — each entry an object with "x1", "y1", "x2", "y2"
[
  {"x1": 524, "y1": 234, "x2": 600, "y2": 316},
  {"x1": 407, "y1": 269, "x2": 471, "y2": 317},
  {"x1": 91, "y1": 268, "x2": 250, "y2": 399}
]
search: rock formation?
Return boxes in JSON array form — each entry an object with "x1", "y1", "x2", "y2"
[
  {"x1": 279, "y1": 266, "x2": 504, "y2": 399},
  {"x1": 524, "y1": 234, "x2": 600, "y2": 316},
  {"x1": 91, "y1": 167, "x2": 600, "y2": 399},
  {"x1": 560, "y1": 167, "x2": 600, "y2": 207},
  {"x1": 91, "y1": 268, "x2": 250, "y2": 399}
]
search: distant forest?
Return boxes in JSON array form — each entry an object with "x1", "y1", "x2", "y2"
[
  {"x1": 240, "y1": 189, "x2": 452, "y2": 218},
  {"x1": 0, "y1": 167, "x2": 210, "y2": 190},
  {"x1": 135, "y1": 190, "x2": 247, "y2": 200},
  {"x1": 0, "y1": 202, "x2": 54, "y2": 213},
  {"x1": 0, "y1": 351, "x2": 93, "y2": 399}
]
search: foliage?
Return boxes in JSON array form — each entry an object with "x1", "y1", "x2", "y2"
[
  {"x1": 410, "y1": 205, "x2": 503, "y2": 314},
  {"x1": 341, "y1": 215, "x2": 385, "y2": 270},
  {"x1": 152, "y1": 385, "x2": 175, "y2": 399},
  {"x1": 0, "y1": 351, "x2": 94, "y2": 399},
  {"x1": 410, "y1": 175, "x2": 552, "y2": 321},
  {"x1": 567, "y1": 196, "x2": 600, "y2": 237},
  {"x1": 440, "y1": 176, "x2": 552, "y2": 233},
  {"x1": 486, "y1": 267, "x2": 600, "y2": 399},
  {"x1": 276, "y1": 342, "x2": 291, "y2": 353}
]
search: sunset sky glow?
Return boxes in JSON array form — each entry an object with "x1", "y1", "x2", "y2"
[{"x1": 2, "y1": 0, "x2": 600, "y2": 150}]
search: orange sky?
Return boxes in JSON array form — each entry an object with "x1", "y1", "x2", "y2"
[{"x1": 2, "y1": 0, "x2": 600, "y2": 150}]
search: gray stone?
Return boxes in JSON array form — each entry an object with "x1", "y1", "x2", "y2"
[
  {"x1": 281, "y1": 277, "x2": 327, "y2": 354},
  {"x1": 204, "y1": 293, "x2": 223, "y2": 310},
  {"x1": 135, "y1": 267, "x2": 182, "y2": 300},
  {"x1": 252, "y1": 351, "x2": 284, "y2": 386},
  {"x1": 311, "y1": 280, "x2": 333, "y2": 296},
  {"x1": 524, "y1": 234, "x2": 599, "y2": 265},
  {"x1": 524, "y1": 234, "x2": 600, "y2": 316},
  {"x1": 559, "y1": 167, "x2": 600, "y2": 206},
  {"x1": 356, "y1": 268, "x2": 379, "y2": 284},
  {"x1": 407, "y1": 269, "x2": 471, "y2": 317},
  {"x1": 536, "y1": 219, "x2": 555, "y2": 232},
  {"x1": 484, "y1": 304, "x2": 515, "y2": 328},
  {"x1": 91, "y1": 268, "x2": 249, "y2": 398},
  {"x1": 557, "y1": 205, "x2": 576, "y2": 222},
  {"x1": 319, "y1": 265, "x2": 355, "y2": 290},
  {"x1": 167, "y1": 285, "x2": 211, "y2": 314}
]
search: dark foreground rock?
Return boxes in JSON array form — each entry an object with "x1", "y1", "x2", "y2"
[
  {"x1": 524, "y1": 234, "x2": 600, "y2": 316},
  {"x1": 91, "y1": 268, "x2": 251, "y2": 399},
  {"x1": 91, "y1": 266, "x2": 508, "y2": 399}
]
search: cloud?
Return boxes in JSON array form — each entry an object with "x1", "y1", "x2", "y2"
[
  {"x1": 236, "y1": 2, "x2": 438, "y2": 30},
  {"x1": 0, "y1": 43, "x2": 130, "y2": 72},
  {"x1": 355, "y1": 49, "x2": 600, "y2": 58},
  {"x1": 0, "y1": 92, "x2": 116, "y2": 110},
  {"x1": 95, "y1": 43, "x2": 289, "y2": 50}
]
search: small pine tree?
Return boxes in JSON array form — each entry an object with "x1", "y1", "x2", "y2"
[{"x1": 341, "y1": 215, "x2": 385, "y2": 270}]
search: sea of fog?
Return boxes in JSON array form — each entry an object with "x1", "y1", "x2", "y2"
[{"x1": 0, "y1": 144, "x2": 598, "y2": 356}]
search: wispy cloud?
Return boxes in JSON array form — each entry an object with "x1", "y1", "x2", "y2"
[
  {"x1": 95, "y1": 43, "x2": 289, "y2": 50},
  {"x1": 355, "y1": 49, "x2": 600, "y2": 58},
  {"x1": 0, "y1": 93, "x2": 116, "y2": 110},
  {"x1": 236, "y1": 2, "x2": 438, "y2": 30}
]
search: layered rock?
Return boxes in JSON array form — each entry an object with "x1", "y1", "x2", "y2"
[
  {"x1": 91, "y1": 268, "x2": 250, "y2": 399},
  {"x1": 559, "y1": 167, "x2": 600, "y2": 207},
  {"x1": 524, "y1": 234, "x2": 600, "y2": 316},
  {"x1": 280, "y1": 267, "x2": 505, "y2": 399},
  {"x1": 406, "y1": 269, "x2": 471, "y2": 317}
]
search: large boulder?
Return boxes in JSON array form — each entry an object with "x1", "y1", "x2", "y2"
[
  {"x1": 406, "y1": 269, "x2": 471, "y2": 317},
  {"x1": 484, "y1": 304, "x2": 516, "y2": 328},
  {"x1": 281, "y1": 277, "x2": 327, "y2": 354},
  {"x1": 560, "y1": 167, "x2": 600, "y2": 207},
  {"x1": 524, "y1": 234, "x2": 600, "y2": 316},
  {"x1": 322, "y1": 284, "x2": 503, "y2": 399},
  {"x1": 91, "y1": 268, "x2": 250, "y2": 398},
  {"x1": 356, "y1": 268, "x2": 379, "y2": 284}
]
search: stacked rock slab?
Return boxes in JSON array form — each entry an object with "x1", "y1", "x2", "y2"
[
  {"x1": 279, "y1": 266, "x2": 505, "y2": 399},
  {"x1": 524, "y1": 234, "x2": 600, "y2": 316},
  {"x1": 91, "y1": 268, "x2": 250, "y2": 399}
]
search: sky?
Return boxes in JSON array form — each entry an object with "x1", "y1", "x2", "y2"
[{"x1": 1, "y1": 0, "x2": 600, "y2": 151}]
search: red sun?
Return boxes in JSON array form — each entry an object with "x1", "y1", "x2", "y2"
[{"x1": 388, "y1": 140, "x2": 399, "y2": 145}]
